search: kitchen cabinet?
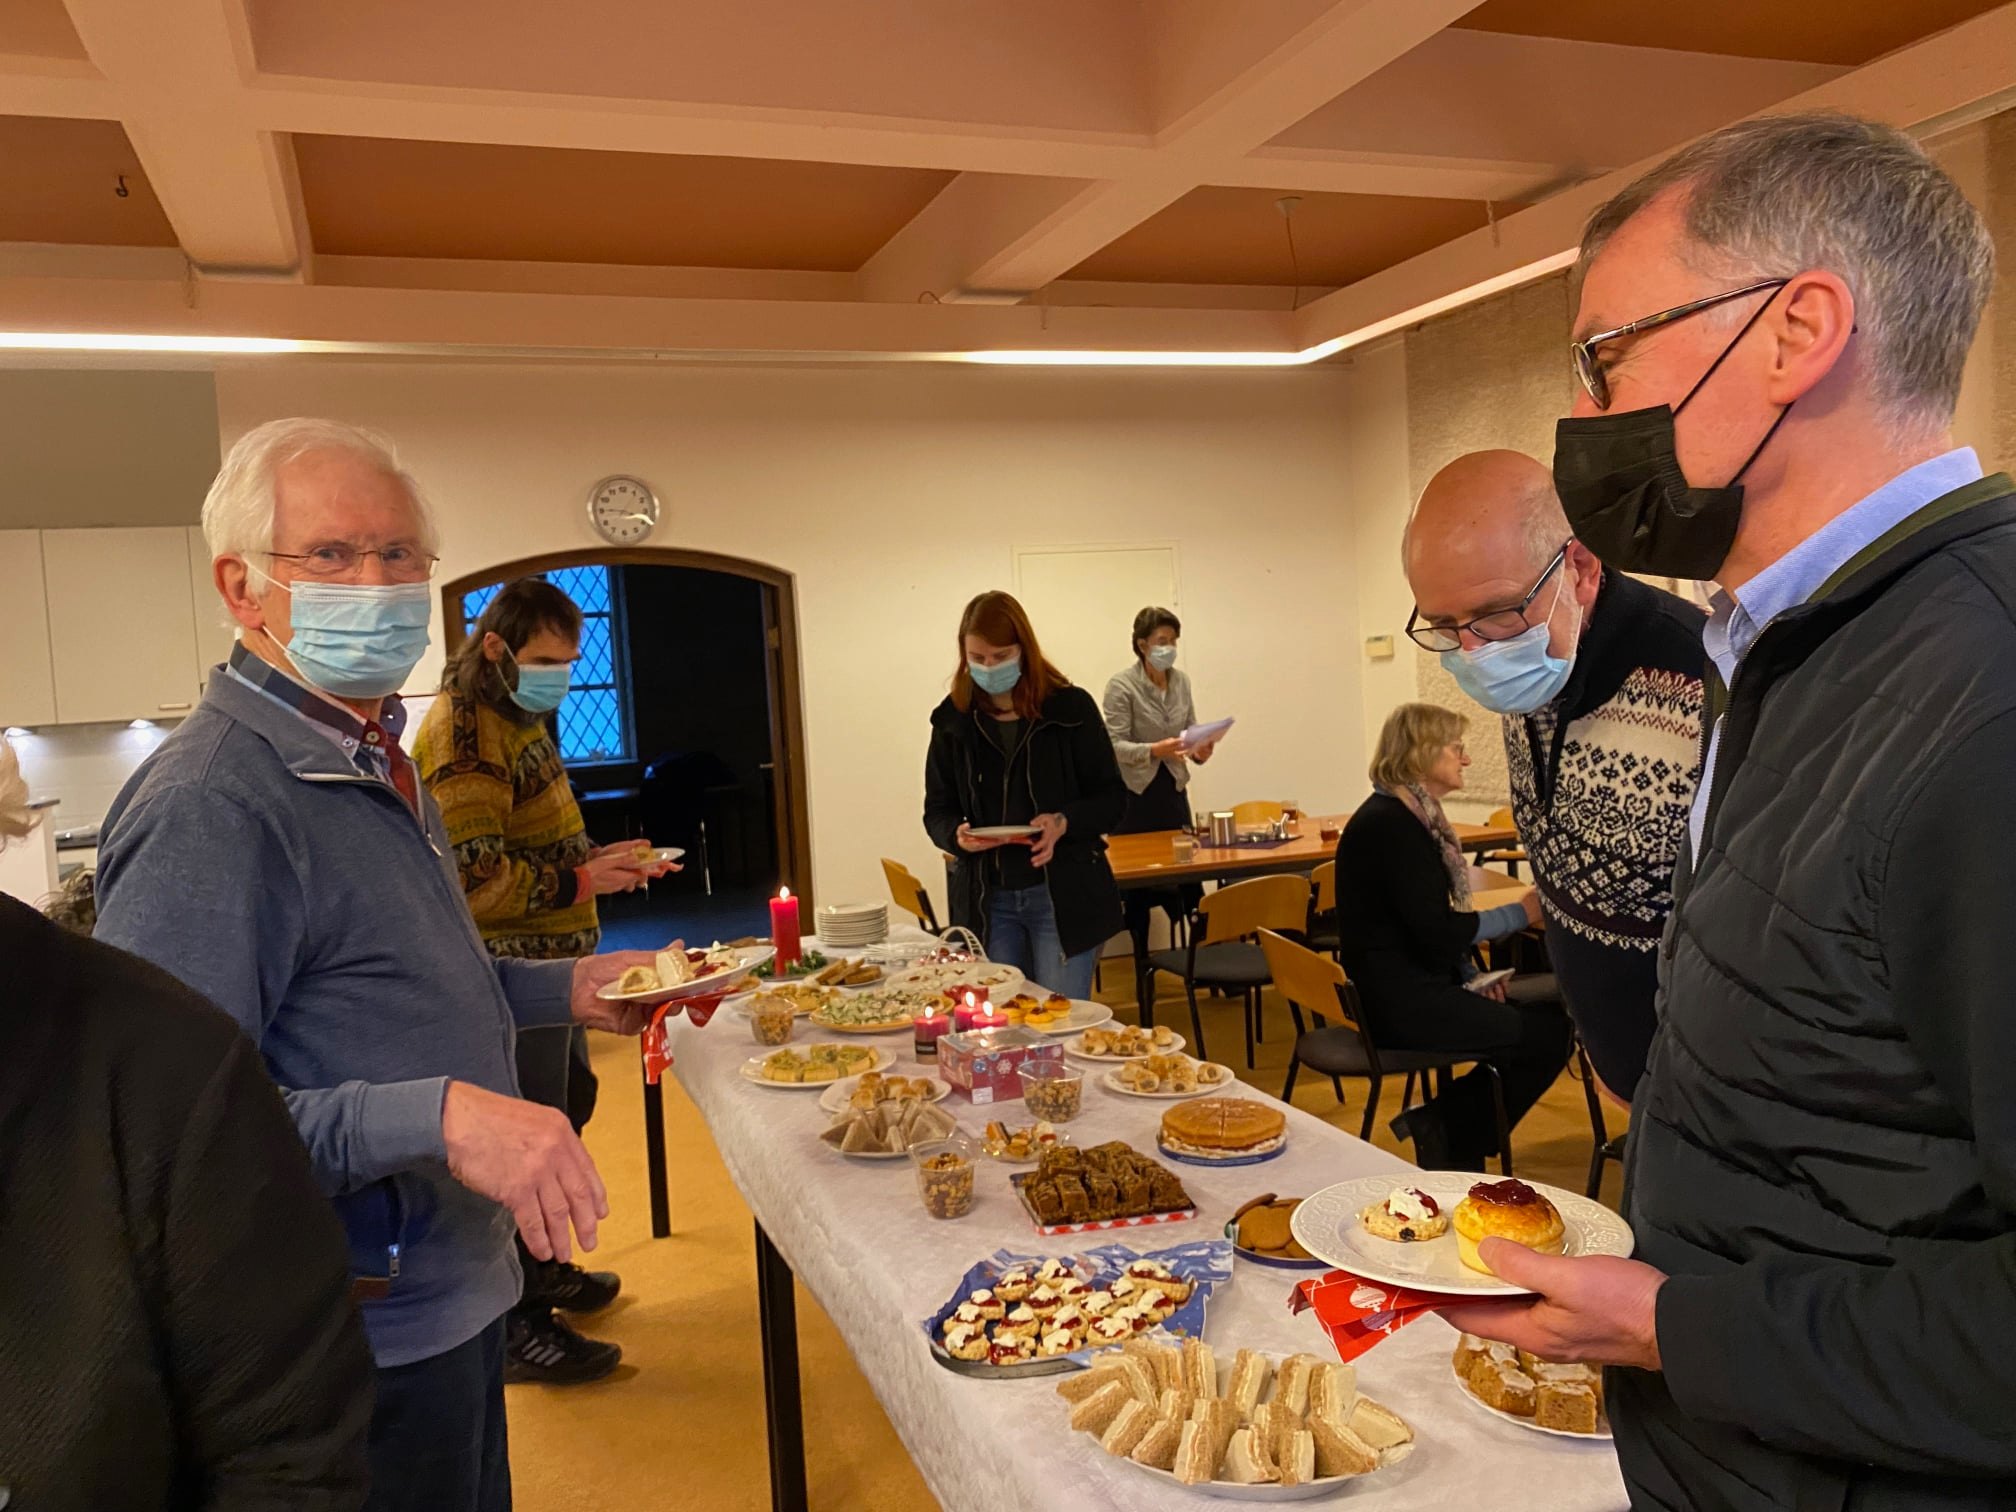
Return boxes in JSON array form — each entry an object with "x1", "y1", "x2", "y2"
[
  {"x1": 0, "y1": 530, "x2": 57, "y2": 727},
  {"x1": 186, "y1": 525, "x2": 235, "y2": 682},
  {"x1": 43, "y1": 527, "x2": 202, "y2": 724}
]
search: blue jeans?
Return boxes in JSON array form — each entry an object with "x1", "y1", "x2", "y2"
[
  {"x1": 989, "y1": 883, "x2": 1099, "y2": 999},
  {"x1": 365, "y1": 1317, "x2": 510, "y2": 1512}
]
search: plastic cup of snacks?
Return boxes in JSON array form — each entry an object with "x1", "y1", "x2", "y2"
[
  {"x1": 1018, "y1": 1060, "x2": 1084, "y2": 1123},
  {"x1": 750, "y1": 997, "x2": 796, "y2": 1047},
  {"x1": 912, "y1": 1135, "x2": 977, "y2": 1220}
]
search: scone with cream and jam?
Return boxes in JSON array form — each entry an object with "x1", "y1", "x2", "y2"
[
  {"x1": 1359, "y1": 1186, "x2": 1449, "y2": 1243},
  {"x1": 1452, "y1": 1179, "x2": 1566, "y2": 1274}
]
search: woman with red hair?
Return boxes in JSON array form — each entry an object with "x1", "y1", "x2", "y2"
[{"x1": 923, "y1": 591, "x2": 1127, "y2": 998}]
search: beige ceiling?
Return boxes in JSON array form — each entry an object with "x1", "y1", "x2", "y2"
[{"x1": 0, "y1": 0, "x2": 2011, "y2": 360}]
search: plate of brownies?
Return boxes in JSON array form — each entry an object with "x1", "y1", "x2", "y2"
[{"x1": 1011, "y1": 1140, "x2": 1197, "y2": 1234}]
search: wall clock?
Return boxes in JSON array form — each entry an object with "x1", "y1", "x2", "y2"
[{"x1": 586, "y1": 474, "x2": 659, "y2": 545}]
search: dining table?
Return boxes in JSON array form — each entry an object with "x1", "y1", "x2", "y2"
[
  {"x1": 658, "y1": 925, "x2": 1629, "y2": 1512},
  {"x1": 1106, "y1": 812, "x2": 1519, "y2": 890}
]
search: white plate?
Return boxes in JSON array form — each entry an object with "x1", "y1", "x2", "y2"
[
  {"x1": 966, "y1": 824, "x2": 1040, "y2": 839},
  {"x1": 595, "y1": 944, "x2": 774, "y2": 1004},
  {"x1": 1028, "y1": 1000, "x2": 1114, "y2": 1035},
  {"x1": 640, "y1": 846, "x2": 685, "y2": 865},
  {"x1": 1099, "y1": 1062, "x2": 1236, "y2": 1099},
  {"x1": 1110, "y1": 1461, "x2": 1381, "y2": 1501},
  {"x1": 1451, "y1": 1362, "x2": 1612, "y2": 1440},
  {"x1": 1290, "y1": 1174, "x2": 1636, "y2": 1298},
  {"x1": 817, "y1": 1074, "x2": 953, "y2": 1113},
  {"x1": 739, "y1": 1046, "x2": 896, "y2": 1088},
  {"x1": 1066, "y1": 1028, "x2": 1185, "y2": 1060},
  {"x1": 888, "y1": 961, "x2": 1027, "y2": 998}
]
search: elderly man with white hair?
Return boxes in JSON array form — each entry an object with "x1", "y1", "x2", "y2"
[
  {"x1": 95, "y1": 417, "x2": 658, "y2": 1512},
  {"x1": 1443, "y1": 114, "x2": 2015, "y2": 1511},
  {"x1": 1402, "y1": 450, "x2": 1703, "y2": 1113}
]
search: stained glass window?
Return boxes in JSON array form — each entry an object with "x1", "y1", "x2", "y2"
[{"x1": 461, "y1": 566, "x2": 632, "y2": 764}]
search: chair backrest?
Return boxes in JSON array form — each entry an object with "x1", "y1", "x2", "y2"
[
  {"x1": 1487, "y1": 806, "x2": 1514, "y2": 830},
  {"x1": 1197, "y1": 874, "x2": 1309, "y2": 946},
  {"x1": 1310, "y1": 859, "x2": 1337, "y2": 915},
  {"x1": 881, "y1": 857, "x2": 936, "y2": 928},
  {"x1": 1257, "y1": 928, "x2": 1362, "y2": 1032},
  {"x1": 1230, "y1": 799, "x2": 1285, "y2": 828}
]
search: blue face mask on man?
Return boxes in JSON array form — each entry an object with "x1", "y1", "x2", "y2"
[
  {"x1": 968, "y1": 653, "x2": 1022, "y2": 696},
  {"x1": 507, "y1": 655, "x2": 573, "y2": 715},
  {"x1": 261, "y1": 574, "x2": 433, "y2": 699},
  {"x1": 1439, "y1": 576, "x2": 1582, "y2": 716}
]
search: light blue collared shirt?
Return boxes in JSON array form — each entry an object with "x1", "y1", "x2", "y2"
[{"x1": 1689, "y1": 448, "x2": 1985, "y2": 855}]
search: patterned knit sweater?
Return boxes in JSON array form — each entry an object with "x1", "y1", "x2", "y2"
[
  {"x1": 1502, "y1": 570, "x2": 1704, "y2": 1100},
  {"x1": 413, "y1": 688, "x2": 599, "y2": 960}
]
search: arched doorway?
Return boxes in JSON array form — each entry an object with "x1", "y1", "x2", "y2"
[{"x1": 440, "y1": 546, "x2": 815, "y2": 912}]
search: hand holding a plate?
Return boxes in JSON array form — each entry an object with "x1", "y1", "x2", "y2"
[
  {"x1": 956, "y1": 822, "x2": 1021, "y2": 853},
  {"x1": 571, "y1": 950, "x2": 661, "y2": 1033},
  {"x1": 582, "y1": 848, "x2": 651, "y2": 895},
  {"x1": 1028, "y1": 813, "x2": 1067, "y2": 866},
  {"x1": 1439, "y1": 1242, "x2": 1668, "y2": 1372}
]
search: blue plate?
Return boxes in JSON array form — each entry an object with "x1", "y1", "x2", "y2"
[
  {"x1": 1157, "y1": 1138, "x2": 1287, "y2": 1168},
  {"x1": 1222, "y1": 1217, "x2": 1330, "y2": 1270}
]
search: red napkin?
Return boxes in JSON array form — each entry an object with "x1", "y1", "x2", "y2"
[
  {"x1": 1289, "y1": 1269, "x2": 1470, "y2": 1362},
  {"x1": 641, "y1": 988, "x2": 728, "y2": 1084}
]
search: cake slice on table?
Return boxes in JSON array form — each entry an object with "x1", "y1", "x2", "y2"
[{"x1": 1535, "y1": 1380, "x2": 1602, "y2": 1434}]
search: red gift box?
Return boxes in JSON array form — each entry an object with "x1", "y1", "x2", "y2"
[{"x1": 937, "y1": 1026, "x2": 1063, "y2": 1105}]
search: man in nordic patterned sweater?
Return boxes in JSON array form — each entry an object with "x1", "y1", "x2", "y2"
[{"x1": 1402, "y1": 449, "x2": 1703, "y2": 1102}]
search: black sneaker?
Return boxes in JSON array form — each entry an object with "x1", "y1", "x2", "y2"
[
  {"x1": 503, "y1": 1308, "x2": 622, "y2": 1385},
  {"x1": 523, "y1": 1258, "x2": 622, "y2": 1314},
  {"x1": 1389, "y1": 1104, "x2": 1454, "y2": 1171}
]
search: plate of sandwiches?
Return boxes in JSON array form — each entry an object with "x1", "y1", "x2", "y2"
[
  {"x1": 1102, "y1": 1054, "x2": 1234, "y2": 1099},
  {"x1": 1290, "y1": 1175, "x2": 1635, "y2": 1298},
  {"x1": 818, "y1": 1096, "x2": 959, "y2": 1159},
  {"x1": 1451, "y1": 1334, "x2": 1610, "y2": 1438},
  {"x1": 1156, "y1": 1099, "x2": 1288, "y2": 1166},
  {"x1": 1057, "y1": 1341, "x2": 1414, "y2": 1499},
  {"x1": 816, "y1": 1070, "x2": 952, "y2": 1115},
  {"x1": 1067, "y1": 1024, "x2": 1185, "y2": 1061},
  {"x1": 598, "y1": 942, "x2": 775, "y2": 1004},
  {"x1": 740, "y1": 1043, "x2": 894, "y2": 1087}
]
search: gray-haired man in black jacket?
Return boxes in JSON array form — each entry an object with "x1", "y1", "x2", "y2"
[{"x1": 1444, "y1": 113, "x2": 2015, "y2": 1512}]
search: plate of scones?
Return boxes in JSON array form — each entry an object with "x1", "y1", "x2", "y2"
[
  {"x1": 1290, "y1": 1175, "x2": 1634, "y2": 1296},
  {"x1": 1450, "y1": 1334, "x2": 1610, "y2": 1438}
]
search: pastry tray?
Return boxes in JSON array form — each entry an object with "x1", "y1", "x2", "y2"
[{"x1": 1008, "y1": 1170, "x2": 1198, "y2": 1235}]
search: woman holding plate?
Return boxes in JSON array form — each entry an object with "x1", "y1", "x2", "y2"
[{"x1": 924, "y1": 590, "x2": 1127, "y2": 999}]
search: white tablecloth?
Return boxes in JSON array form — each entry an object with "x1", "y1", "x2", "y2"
[{"x1": 666, "y1": 937, "x2": 1629, "y2": 1512}]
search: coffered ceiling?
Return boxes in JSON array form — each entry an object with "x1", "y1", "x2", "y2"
[{"x1": 0, "y1": 0, "x2": 2011, "y2": 361}]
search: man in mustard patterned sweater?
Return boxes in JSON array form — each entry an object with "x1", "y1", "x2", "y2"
[{"x1": 416, "y1": 577, "x2": 676, "y2": 1384}]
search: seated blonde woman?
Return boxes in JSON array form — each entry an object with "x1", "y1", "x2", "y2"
[{"x1": 1334, "y1": 702, "x2": 1570, "y2": 1170}]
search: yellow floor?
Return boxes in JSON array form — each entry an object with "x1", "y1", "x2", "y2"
[{"x1": 507, "y1": 979, "x2": 1629, "y2": 1512}]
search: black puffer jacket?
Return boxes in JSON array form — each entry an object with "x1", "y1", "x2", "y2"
[
  {"x1": 1612, "y1": 477, "x2": 2016, "y2": 1511},
  {"x1": 923, "y1": 685, "x2": 1126, "y2": 958}
]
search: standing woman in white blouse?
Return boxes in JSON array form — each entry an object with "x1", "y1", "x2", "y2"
[{"x1": 1102, "y1": 607, "x2": 1219, "y2": 990}]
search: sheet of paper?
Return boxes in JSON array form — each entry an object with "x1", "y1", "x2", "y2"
[{"x1": 1179, "y1": 716, "x2": 1234, "y2": 749}]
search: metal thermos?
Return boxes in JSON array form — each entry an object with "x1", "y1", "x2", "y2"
[{"x1": 1209, "y1": 811, "x2": 1237, "y2": 847}]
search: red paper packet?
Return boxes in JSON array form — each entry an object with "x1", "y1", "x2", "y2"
[
  {"x1": 641, "y1": 988, "x2": 728, "y2": 1084},
  {"x1": 1289, "y1": 1268, "x2": 1469, "y2": 1362}
]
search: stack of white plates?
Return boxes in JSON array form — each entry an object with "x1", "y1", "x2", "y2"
[{"x1": 818, "y1": 901, "x2": 889, "y2": 949}]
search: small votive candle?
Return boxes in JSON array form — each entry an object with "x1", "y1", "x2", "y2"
[
  {"x1": 953, "y1": 988, "x2": 990, "y2": 1033},
  {"x1": 913, "y1": 1009, "x2": 951, "y2": 1061},
  {"x1": 971, "y1": 1007, "x2": 1010, "y2": 1032}
]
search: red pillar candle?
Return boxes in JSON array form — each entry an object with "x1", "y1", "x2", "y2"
[
  {"x1": 953, "y1": 990, "x2": 979, "y2": 1033},
  {"x1": 769, "y1": 887, "x2": 801, "y2": 970}
]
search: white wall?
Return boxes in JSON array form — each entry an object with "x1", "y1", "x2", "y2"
[
  {"x1": 211, "y1": 361, "x2": 1366, "y2": 912},
  {"x1": 1341, "y1": 337, "x2": 1415, "y2": 772}
]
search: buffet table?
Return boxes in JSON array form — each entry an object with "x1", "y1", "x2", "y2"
[{"x1": 661, "y1": 938, "x2": 1629, "y2": 1512}]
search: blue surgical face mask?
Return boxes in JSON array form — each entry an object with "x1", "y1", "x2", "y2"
[
  {"x1": 507, "y1": 654, "x2": 573, "y2": 715},
  {"x1": 968, "y1": 654, "x2": 1022, "y2": 696},
  {"x1": 258, "y1": 571, "x2": 433, "y2": 699},
  {"x1": 1438, "y1": 576, "x2": 1581, "y2": 716},
  {"x1": 1146, "y1": 644, "x2": 1178, "y2": 671}
]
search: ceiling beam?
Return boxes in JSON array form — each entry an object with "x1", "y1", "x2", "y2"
[
  {"x1": 57, "y1": 0, "x2": 309, "y2": 275},
  {"x1": 859, "y1": 0, "x2": 1481, "y2": 303},
  {"x1": 1290, "y1": 0, "x2": 2016, "y2": 358},
  {"x1": 0, "y1": 52, "x2": 115, "y2": 116}
]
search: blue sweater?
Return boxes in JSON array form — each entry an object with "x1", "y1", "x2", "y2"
[{"x1": 95, "y1": 668, "x2": 574, "y2": 1367}]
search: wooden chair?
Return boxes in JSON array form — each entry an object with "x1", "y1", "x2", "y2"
[
  {"x1": 1258, "y1": 929, "x2": 1514, "y2": 1174},
  {"x1": 1479, "y1": 805, "x2": 1528, "y2": 879},
  {"x1": 1305, "y1": 859, "x2": 1340, "y2": 960},
  {"x1": 880, "y1": 857, "x2": 940, "y2": 934},
  {"x1": 1230, "y1": 799, "x2": 1285, "y2": 829},
  {"x1": 1144, "y1": 875, "x2": 1308, "y2": 1066}
]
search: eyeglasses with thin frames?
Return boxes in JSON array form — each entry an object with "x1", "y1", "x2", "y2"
[
  {"x1": 1571, "y1": 277, "x2": 1788, "y2": 411},
  {"x1": 261, "y1": 544, "x2": 439, "y2": 582},
  {"x1": 1405, "y1": 543, "x2": 1569, "y2": 653}
]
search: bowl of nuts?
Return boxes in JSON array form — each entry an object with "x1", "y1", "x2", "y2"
[
  {"x1": 911, "y1": 1134, "x2": 977, "y2": 1220},
  {"x1": 1017, "y1": 1060, "x2": 1084, "y2": 1123}
]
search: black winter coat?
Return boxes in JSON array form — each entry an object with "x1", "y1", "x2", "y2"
[
  {"x1": 1613, "y1": 476, "x2": 2016, "y2": 1511},
  {"x1": 922, "y1": 685, "x2": 1126, "y2": 959},
  {"x1": 0, "y1": 895, "x2": 373, "y2": 1512}
]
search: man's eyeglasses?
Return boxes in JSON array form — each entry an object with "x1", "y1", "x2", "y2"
[
  {"x1": 262, "y1": 544, "x2": 439, "y2": 582},
  {"x1": 1406, "y1": 544, "x2": 1568, "y2": 653},
  {"x1": 1571, "y1": 277, "x2": 1787, "y2": 410}
]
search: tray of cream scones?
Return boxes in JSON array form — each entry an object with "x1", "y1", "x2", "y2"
[
  {"x1": 1057, "y1": 1339, "x2": 1415, "y2": 1498},
  {"x1": 923, "y1": 1241, "x2": 1229, "y2": 1377},
  {"x1": 1288, "y1": 1174, "x2": 1634, "y2": 1295}
]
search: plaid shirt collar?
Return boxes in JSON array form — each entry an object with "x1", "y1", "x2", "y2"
[{"x1": 226, "y1": 642, "x2": 408, "y2": 780}]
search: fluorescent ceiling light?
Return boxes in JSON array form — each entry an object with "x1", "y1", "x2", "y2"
[
  {"x1": 952, "y1": 348, "x2": 1318, "y2": 368},
  {"x1": 0, "y1": 332, "x2": 306, "y2": 354}
]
